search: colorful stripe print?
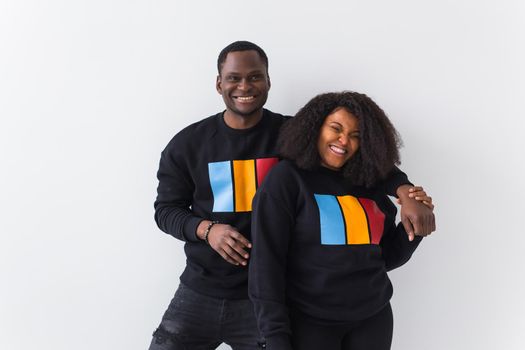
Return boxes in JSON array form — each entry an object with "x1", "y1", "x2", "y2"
[
  {"x1": 208, "y1": 157, "x2": 279, "y2": 212},
  {"x1": 314, "y1": 194, "x2": 385, "y2": 245}
]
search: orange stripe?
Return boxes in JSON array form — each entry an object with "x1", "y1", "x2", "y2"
[
  {"x1": 233, "y1": 160, "x2": 256, "y2": 212},
  {"x1": 337, "y1": 196, "x2": 370, "y2": 244}
]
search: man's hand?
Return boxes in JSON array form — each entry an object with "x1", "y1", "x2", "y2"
[
  {"x1": 397, "y1": 185, "x2": 436, "y2": 241},
  {"x1": 197, "y1": 221, "x2": 251, "y2": 266}
]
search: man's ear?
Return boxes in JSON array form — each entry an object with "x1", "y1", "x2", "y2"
[
  {"x1": 216, "y1": 75, "x2": 222, "y2": 95},
  {"x1": 267, "y1": 75, "x2": 271, "y2": 90}
]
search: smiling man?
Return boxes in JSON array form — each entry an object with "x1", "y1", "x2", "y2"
[{"x1": 148, "y1": 41, "x2": 435, "y2": 350}]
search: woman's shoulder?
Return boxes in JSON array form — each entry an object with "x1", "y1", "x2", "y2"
[{"x1": 259, "y1": 159, "x2": 302, "y2": 192}]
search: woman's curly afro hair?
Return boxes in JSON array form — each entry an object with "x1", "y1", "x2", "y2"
[{"x1": 278, "y1": 91, "x2": 402, "y2": 187}]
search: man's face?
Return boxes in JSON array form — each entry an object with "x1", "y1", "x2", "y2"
[{"x1": 216, "y1": 50, "x2": 270, "y2": 120}]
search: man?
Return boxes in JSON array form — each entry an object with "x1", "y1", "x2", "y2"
[{"x1": 149, "y1": 41, "x2": 434, "y2": 350}]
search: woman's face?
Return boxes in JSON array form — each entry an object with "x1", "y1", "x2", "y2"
[{"x1": 317, "y1": 107, "x2": 360, "y2": 171}]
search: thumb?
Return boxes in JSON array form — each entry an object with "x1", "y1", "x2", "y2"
[{"x1": 401, "y1": 215, "x2": 415, "y2": 242}]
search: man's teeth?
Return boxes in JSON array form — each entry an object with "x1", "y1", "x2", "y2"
[
  {"x1": 330, "y1": 145, "x2": 347, "y2": 154},
  {"x1": 236, "y1": 96, "x2": 255, "y2": 101}
]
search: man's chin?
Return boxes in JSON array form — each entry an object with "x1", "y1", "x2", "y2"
[{"x1": 230, "y1": 107, "x2": 263, "y2": 118}]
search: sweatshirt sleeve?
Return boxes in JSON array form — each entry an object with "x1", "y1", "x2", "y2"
[
  {"x1": 249, "y1": 189, "x2": 294, "y2": 350},
  {"x1": 380, "y1": 222, "x2": 422, "y2": 271},
  {"x1": 153, "y1": 135, "x2": 204, "y2": 243},
  {"x1": 378, "y1": 166, "x2": 413, "y2": 197}
]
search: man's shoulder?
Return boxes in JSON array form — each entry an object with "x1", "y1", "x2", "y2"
[
  {"x1": 177, "y1": 112, "x2": 221, "y2": 137},
  {"x1": 163, "y1": 112, "x2": 221, "y2": 151},
  {"x1": 264, "y1": 109, "x2": 292, "y2": 123}
]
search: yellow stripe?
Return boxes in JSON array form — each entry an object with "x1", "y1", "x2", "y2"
[
  {"x1": 337, "y1": 196, "x2": 370, "y2": 244},
  {"x1": 233, "y1": 160, "x2": 256, "y2": 212}
]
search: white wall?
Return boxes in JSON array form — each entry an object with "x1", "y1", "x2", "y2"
[{"x1": 1, "y1": 1, "x2": 524, "y2": 349}]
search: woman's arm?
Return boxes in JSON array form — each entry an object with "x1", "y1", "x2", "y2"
[
  {"x1": 380, "y1": 222, "x2": 423, "y2": 271},
  {"x1": 249, "y1": 190, "x2": 295, "y2": 350}
]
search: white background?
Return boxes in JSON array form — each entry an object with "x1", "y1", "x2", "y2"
[{"x1": 1, "y1": 1, "x2": 524, "y2": 349}]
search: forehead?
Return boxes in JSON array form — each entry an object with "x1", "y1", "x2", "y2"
[
  {"x1": 325, "y1": 108, "x2": 359, "y2": 128},
  {"x1": 220, "y1": 50, "x2": 267, "y2": 75}
]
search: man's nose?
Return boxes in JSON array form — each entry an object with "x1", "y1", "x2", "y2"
[{"x1": 237, "y1": 78, "x2": 250, "y2": 90}]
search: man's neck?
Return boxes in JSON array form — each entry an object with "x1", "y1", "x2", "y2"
[{"x1": 223, "y1": 109, "x2": 264, "y2": 129}]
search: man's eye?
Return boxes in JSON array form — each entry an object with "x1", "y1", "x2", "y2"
[
  {"x1": 227, "y1": 76, "x2": 240, "y2": 82},
  {"x1": 250, "y1": 75, "x2": 263, "y2": 81}
]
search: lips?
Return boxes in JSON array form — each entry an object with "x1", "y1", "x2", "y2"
[
  {"x1": 234, "y1": 96, "x2": 256, "y2": 103},
  {"x1": 329, "y1": 144, "x2": 347, "y2": 155}
]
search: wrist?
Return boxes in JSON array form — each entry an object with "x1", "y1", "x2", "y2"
[
  {"x1": 396, "y1": 184, "x2": 412, "y2": 200},
  {"x1": 196, "y1": 220, "x2": 211, "y2": 241},
  {"x1": 203, "y1": 221, "x2": 219, "y2": 245}
]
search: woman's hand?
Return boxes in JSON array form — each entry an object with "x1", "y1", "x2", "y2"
[{"x1": 397, "y1": 186, "x2": 434, "y2": 210}]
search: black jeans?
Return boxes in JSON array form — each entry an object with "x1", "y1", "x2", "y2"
[
  {"x1": 291, "y1": 303, "x2": 393, "y2": 350},
  {"x1": 148, "y1": 284, "x2": 265, "y2": 350}
]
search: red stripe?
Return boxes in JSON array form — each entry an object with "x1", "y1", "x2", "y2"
[
  {"x1": 358, "y1": 198, "x2": 385, "y2": 244},
  {"x1": 256, "y1": 158, "x2": 279, "y2": 186}
]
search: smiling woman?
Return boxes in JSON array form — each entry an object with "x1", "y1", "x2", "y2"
[
  {"x1": 249, "y1": 91, "x2": 432, "y2": 350},
  {"x1": 317, "y1": 107, "x2": 361, "y2": 171},
  {"x1": 278, "y1": 91, "x2": 401, "y2": 188}
]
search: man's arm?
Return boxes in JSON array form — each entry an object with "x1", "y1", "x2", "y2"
[
  {"x1": 154, "y1": 137, "x2": 252, "y2": 265},
  {"x1": 154, "y1": 147, "x2": 203, "y2": 242}
]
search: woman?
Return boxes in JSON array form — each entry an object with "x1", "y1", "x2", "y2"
[{"x1": 248, "y1": 91, "x2": 433, "y2": 350}]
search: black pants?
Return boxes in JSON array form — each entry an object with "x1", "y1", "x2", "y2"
[
  {"x1": 291, "y1": 303, "x2": 393, "y2": 350},
  {"x1": 148, "y1": 284, "x2": 264, "y2": 350}
]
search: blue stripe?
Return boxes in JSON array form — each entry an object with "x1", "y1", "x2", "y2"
[
  {"x1": 314, "y1": 194, "x2": 345, "y2": 245},
  {"x1": 209, "y1": 161, "x2": 234, "y2": 212}
]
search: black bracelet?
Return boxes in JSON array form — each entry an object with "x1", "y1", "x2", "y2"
[{"x1": 203, "y1": 221, "x2": 219, "y2": 245}]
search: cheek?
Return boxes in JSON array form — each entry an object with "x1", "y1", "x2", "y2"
[{"x1": 349, "y1": 141, "x2": 360, "y2": 157}]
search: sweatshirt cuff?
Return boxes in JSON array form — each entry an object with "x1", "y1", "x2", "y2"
[
  {"x1": 387, "y1": 179, "x2": 413, "y2": 198},
  {"x1": 265, "y1": 334, "x2": 293, "y2": 350},
  {"x1": 183, "y1": 216, "x2": 204, "y2": 242}
]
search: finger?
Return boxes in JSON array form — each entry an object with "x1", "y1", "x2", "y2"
[
  {"x1": 409, "y1": 190, "x2": 427, "y2": 198},
  {"x1": 423, "y1": 200, "x2": 434, "y2": 210},
  {"x1": 218, "y1": 249, "x2": 241, "y2": 266},
  {"x1": 401, "y1": 215, "x2": 415, "y2": 241},
  {"x1": 423, "y1": 214, "x2": 431, "y2": 236},
  {"x1": 408, "y1": 186, "x2": 423, "y2": 193},
  {"x1": 230, "y1": 231, "x2": 252, "y2": 248},
  {"x1": 222, "y1": 243, "x2": 248, "y2": 266},
  {"x1": 414, "y1": 195, "x2": 431, "y2": 202},
  {"x1": 410, "y1": 216, "x2": 425, "y2": 237},
  {"x1": 229, "y1": 239, "x2": 250, "y2": 260}
]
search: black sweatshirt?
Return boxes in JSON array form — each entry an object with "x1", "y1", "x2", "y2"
[
  {"x1": 249, "y1": 160, "x2": 422, "y2": 349},
  {"x1": 154, "y1": 110, "x2": 412, "y2": 300}
]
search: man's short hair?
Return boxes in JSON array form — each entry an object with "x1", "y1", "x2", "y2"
[{"x1": 217, "y1": 41, "x2": 269, "y2": 75}]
